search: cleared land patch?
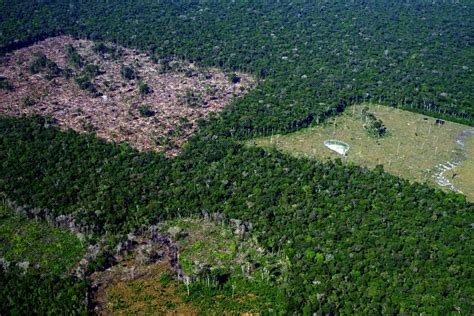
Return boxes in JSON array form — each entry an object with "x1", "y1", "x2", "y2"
[
  {"x1": 445, "y1": 133, "x2": 474, "y2": 200},
  {"x1": 92, "y1": 260, "x2": 198, "y2": 315},
  {"x1": 0, "y1": 36, "x2": 255, "y2": 155},
  {"x1": 253, "y1": 104, "x2": 474, "y2": 200},
  {"x1": 90, "y1": 217, "x2": 283, "y2": 314}
]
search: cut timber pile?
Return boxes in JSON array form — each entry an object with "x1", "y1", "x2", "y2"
[{"x1": 0, "y1": 36, "x2": 256, "y2": 155}]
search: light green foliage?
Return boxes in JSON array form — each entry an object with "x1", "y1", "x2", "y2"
[
  {"x1": 162, "y1": 218, "x2": 288, "y2": 313},
  {"x1": 0, "y1": 202, "x2": 85, "y2": 274}
]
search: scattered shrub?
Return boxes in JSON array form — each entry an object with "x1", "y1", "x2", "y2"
[
  {"x1": 121, "y1": 65, "x2": 138, "y2": 80},
  {"x1": 29, "y1": 53, "x2": 62, "y2": 79},
  {"x1": 0, "y1": 77, "x2": 13, "y2": 91},
  {"x1": 138, "y1": 81, "x2": 152, "y2": 97},
  {"x1": 138, "y1": 104, "x2": 155, "y2": 117}
]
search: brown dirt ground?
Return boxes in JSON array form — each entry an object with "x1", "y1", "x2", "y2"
[
  {"x1": 0, "y1": 36, "x2": 256, "y2": 155},
  {"x1": 90, "y1": 259, "x2": 198, "y2": 315}
]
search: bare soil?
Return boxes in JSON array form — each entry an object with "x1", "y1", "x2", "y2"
[
  {"x1": 0, "y1": 36, "x2": 256, "y2": 155},
  {"x1": 91, "y1": 260, "x2": 198, "y2": 315}
]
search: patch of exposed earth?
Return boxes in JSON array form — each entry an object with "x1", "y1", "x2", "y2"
[
  {"x1": 91, "y1": 259, "x2": 198, "y2": 315},
  {"x1": 434, "y1": 129, "x2": 474, "y2": 196},
  {"x1": 0, "y1": 36, "x2": 256, "y2": 155},
  {"x1": 86, "y1": 217, "x2": 275, "y2": 315}
]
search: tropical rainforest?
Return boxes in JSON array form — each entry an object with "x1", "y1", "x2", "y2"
[{"x1": 0, "y1": 0, "x2": 473, "y2": 314}]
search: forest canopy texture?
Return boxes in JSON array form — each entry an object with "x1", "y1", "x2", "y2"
[{"x1": 0, "y1": 0, "x2": 473, "y2": 314}]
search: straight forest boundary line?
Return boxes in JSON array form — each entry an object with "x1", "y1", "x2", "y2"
[{"x1": 253, "y1": 104, "x2": 474, "y2": 201}]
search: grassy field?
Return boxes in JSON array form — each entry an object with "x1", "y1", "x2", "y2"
[
  {"x1": 445, "y1": 135, "x2": 474, "y2": 200},
  {"x1": 252, "y1": 104, "x2": 474, "y2": 200},
  {"x1": 0, "y1": 201, "x2": 85, "y2": 274}
]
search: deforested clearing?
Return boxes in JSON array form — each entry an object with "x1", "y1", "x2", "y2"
[
  {"x1": 253, "y1": 104, "x2": 474, "y2": 200},
  {"x1": 0, "y1": 36, "x2": 256, "y2": 155}
]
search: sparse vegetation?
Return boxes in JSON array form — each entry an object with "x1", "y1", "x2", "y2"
[
  {"x1": 445, "y1": 134, "x2": 474, "y2": 201},
  {"x1": 138, "y1": 81, "x2": 152, "y2": 97},
  {"x1": 80, "y1": 118, "x2": 96, "y2": 132},
  {"x1": 0, "y1": 36, "x2": 255, "y2": 154},
  {"x1": 28, "y1": 52, "x2": 61, "y2": 79},
  {"x1": 138, "y1": 104, "x2": 154, "y2": 117},
  {"x1": 120, "y1": 65, "x2": 138, "y2": 81},
  {"x1": 22, "y1": 96, "x2": 36, "y2": 107},
  {"x1": 178, "y1": 88, "x2": 203, "y2": 108}
]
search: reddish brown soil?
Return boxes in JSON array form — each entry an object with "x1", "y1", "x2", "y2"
[{"x1": 0, "y1": 36, "x2": 255, "y2": 155}]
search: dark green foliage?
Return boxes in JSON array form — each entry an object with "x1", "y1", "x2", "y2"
[
  {"x1": 65, "y1": 44, "x2": 83, "y2": 68},
  {"x1": 73, "y1": 63, "x2": 101, "y2": 94},
  {"x1": 22, "y1": 96, "x2": 36, "y2": 107},
  {"x1": 28, "y1": 52, "x2": 62, "y2": 78},
  {"x1": 74, "y1": 75, "x2": 96, "y2": 94},
  {"x1": 1, "y1": 1, "x2": 473, "y2": 313},
  {"x1": 0, "y1": 116, "x2": 472, "y2": 313},
  {"x1": 361, "y1": 107, "x2": 387, "y2": 137},
  {"x1": 228, "y1": 73, "x2": 241, "y2": 84},
  {"x1": 138, "y1": 104, "x2": 155, "y2": 117},
  {"x1": 93, "y1": 42, "x2": 122, "y2": 59},
  {"x1": 0, "y1": 77, "x2": 13, "y2": 91},
  {"x1": 120, "y1": 65, "x2": 137, "y2": 81},
  {"x1": 138, "y1": 81, "x2": 152, "y2": 97},
  {"x1": 0, "y1": 267, "x2": 88, "y2": 315},
  {"x1": 178, "y1": 89, "x2": 203, "y2": 108},
  {"x1": 82, "y1": 64, "x2": 102, "y2": 78},
  {"x1": 186, "y1": 274, "x2": 288, "y2": 313},
  {"x1": 2, "y1": 0, "x2": 472, "y2": 128}
]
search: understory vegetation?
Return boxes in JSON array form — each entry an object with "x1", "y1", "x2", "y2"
[
  {"x1": 0, "y1": 202, "x2": 85, "y2": 275},
  {"x1": 0, "y1": 202, "x2": 88, "y2": 315}
]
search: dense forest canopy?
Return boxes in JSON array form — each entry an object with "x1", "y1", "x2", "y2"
[
  {"x1": 1, "y1": 0, "x2": 473, "y2": 314},
  {"x1": 1, "y1": 0, "x2": 473, "y2": 134},
  {"x1": 1, "y1": 115, "x2": 473, "y2": 313}
]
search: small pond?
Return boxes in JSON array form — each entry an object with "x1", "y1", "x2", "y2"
[{"x1": 324, "y1": 140, "x2": 350, "y2": 155}]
